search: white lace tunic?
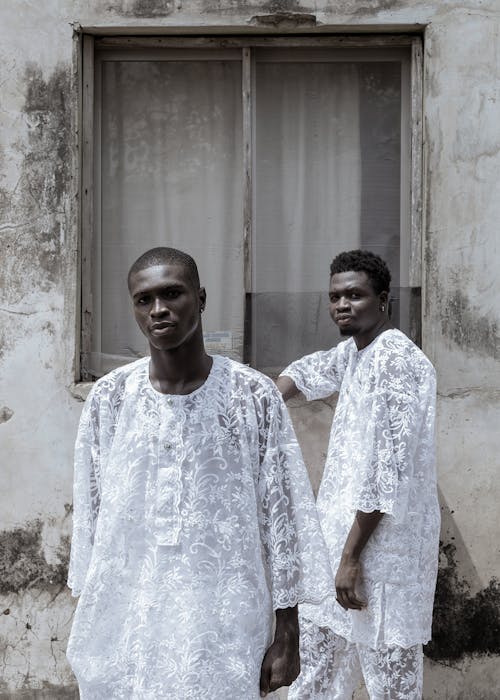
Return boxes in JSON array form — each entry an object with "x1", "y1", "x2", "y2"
[
  {"x1": 281, "y1": 329, "x2": 440, "y2": 649},
  {"x1": 67, "y1": 356, "x2": 333, "y2": 699}
]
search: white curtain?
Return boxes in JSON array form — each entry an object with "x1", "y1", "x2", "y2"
[
  {"x1": 90, "y1": 51, "x2": 404, "y2": 376},
  {"x1": 253, "y1": 59, "x2": 362, "y2": 370},
  {"x1": 91, "y1": 57, "x2": 243, "y2": 376}
]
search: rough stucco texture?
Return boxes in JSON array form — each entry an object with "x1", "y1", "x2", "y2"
[
  {"x1": 0, "y1": 522, "x2": 76, "y2": 695},
  {"x1": 1, "y1": 1, "x2": 500, "y2": 697}
]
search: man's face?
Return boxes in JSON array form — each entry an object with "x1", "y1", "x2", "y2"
[
  {"x1": 129, "y1": 263, "x2": 205, "y2": 352},
  {"x1": 329, "y1": 270, "x2": 386, "y2": 339}
]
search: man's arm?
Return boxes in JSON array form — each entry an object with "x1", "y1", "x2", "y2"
[
  {"x1": 68, "y1": 386, "x2": 103, "y2": 596},
  {"x1": 276, "y1": 375, "x2": 300, "y2": 402},
  {"x1": 335, "y1": 510, "x2": 384, "y2": 610},
  {"x1": 259, "y1": 605, "x2": 300, "y2": 697}
]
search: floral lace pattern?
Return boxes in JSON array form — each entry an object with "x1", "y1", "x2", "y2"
[
  {"x1": 281, "y1": 330, "x2": 440, "y2": 648},
  {"x1": 67, "y1": 355, "x2": 334, "y2": 699},
  {"x1": 289, "y1": 619, "x2": 423, "y2": 699}
]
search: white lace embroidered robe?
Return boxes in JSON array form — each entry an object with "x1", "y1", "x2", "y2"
[
  {"x1": 281, "y1": 329, "x2": 440, "y2": 649},
  {"x1": 67, "y1": 355, "x2": 334, "y2": 699}
]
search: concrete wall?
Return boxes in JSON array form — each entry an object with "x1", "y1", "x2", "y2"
[{"x1": 1, "y1": 1, "x2": 499, "y2": 697}]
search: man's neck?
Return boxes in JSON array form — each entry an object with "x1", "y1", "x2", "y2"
[
  {"x1": 149, "y1": 337, "x2": 213, "y2": 395},
  {"x1": 353, "y1": 319, "x2": 393, "y2": 351}
]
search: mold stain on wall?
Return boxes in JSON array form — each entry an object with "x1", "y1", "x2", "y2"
[
  {"x1": 0, "y1": 520, "x2": 70, "y2": 595},
  {"x1": 3, "y1": 523, "x2": 498, "y2": 663},
  {"x1": 0, "y1": 684, "x2": 79, "y2": 699},
  {"x1": 441, "y1": 287, "x2": 499, "y2": 360},
  {"x1": 424, "y1": 228, "x2": 498, "y2": 360},
  {"x1": 1, "y1": 62, "x2": 71, "y2": 304},
  {"x1": 261, "y1": 0, "x2": 314, "y2": 13},
  {"x1": 110, "y1": 0, "x2": 175, "y2": 17},
  {"x1": 0, "y1": 407, "x2": 14, "y2": 424},
  {"x1": 426, "y1": 542, "x2": 500, "y2": 661},
  {"x1": 349, "y1": 0, "x2": 402, "y2": 17}
]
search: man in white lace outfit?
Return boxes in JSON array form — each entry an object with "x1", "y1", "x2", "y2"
[
  {"x1": 277, "y1": 250, "x2": 440, "y2": 700},
  {"x1": 66, "y1": 247, "x2": 334, "y2": 699}
]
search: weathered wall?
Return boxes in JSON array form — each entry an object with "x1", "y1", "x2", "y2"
[{"x1": 1, "y1": 1, "x2": 499, "y2": 698}]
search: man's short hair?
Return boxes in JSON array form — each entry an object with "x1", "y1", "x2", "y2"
[
  {"x1": 128, "y1": 247, "x2": 200, "y2": 290},
  {"x1": 330, "y1": 249, "x2": 391, "y2": 295}
]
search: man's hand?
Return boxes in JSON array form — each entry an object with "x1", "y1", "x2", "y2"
[
  {"x1": 335, "y1": 556, "x2": 366, "y2": 611},
  {"x1": 335, "y1": 510, "x2": 384, "y2": 611},
  {"x1": 259, "y1": 606, "x2": 300, "y2": 697}
]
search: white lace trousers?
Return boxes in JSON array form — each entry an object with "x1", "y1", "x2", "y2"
[{"x1": 288, "y1": 620, "x2": 423, "y2": 700}]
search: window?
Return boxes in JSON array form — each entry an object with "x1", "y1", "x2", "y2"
[{"x1": 80, "y1": 36, "x2": 422, "y2": 380}]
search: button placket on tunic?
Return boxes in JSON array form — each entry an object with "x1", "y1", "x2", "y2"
[{"x1": 153, "y1": 396, "x2": 185, "y2": 546}]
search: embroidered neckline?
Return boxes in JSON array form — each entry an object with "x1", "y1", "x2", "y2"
[{"x1": 144, "y1": 355, "x2": 222, "y2": 400}]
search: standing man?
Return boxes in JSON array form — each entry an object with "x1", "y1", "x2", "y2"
[
  {"x1": 67, "y1": 247, "x2": 333, "y2": 699},
  {"x1": 278, "y1": 250, "x2": 440, "y2": 699}
]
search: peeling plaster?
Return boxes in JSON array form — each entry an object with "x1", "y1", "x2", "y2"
[
  {"x1": 179, "y1": 0, "x2": 318, "y2": 19},
  {"x1": 261, "y1": 0, "x2": 314, "y2": 13},
  {"x1": 348, "y1": 0, "x2": 403, "y2": 17},
  {"x1": 0, "y1": 407, "x2": 14, "y2": 424},
  {"x1": 0, "y1": 520, "x2": 69, "y2": 595},
  {"x1": 0, "y1": 685, "x2": 79, "y2": 699},
  {"x1": 249, "y1": 11, "x2": 317, "y2": 27},
  {"x1": 0, "y1": 580, "x2": 77, "y2": 693},
  {"x1": 0, "y1": 63, "x2": 71, "y2": 304},
  {"x1": 108, "y1": 0, "x2": 175, "y2": 16}
]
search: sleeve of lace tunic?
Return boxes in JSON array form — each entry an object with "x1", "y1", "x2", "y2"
[
  {"x1": 279, "y1": 347, "x2": 345, "y2": 401},
  {"x1": 67, "y1": 385, "x2": 102, "y2": 597},
  {"x1": 353, "y1": 342, "x2": 437, "y2": 523},
  {"x1": 257, "y1": 389, "x2": 335, "y2": 610}
]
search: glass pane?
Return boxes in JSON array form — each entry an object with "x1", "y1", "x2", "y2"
[
  {"x1": 91, "y1": 58, "x2": 243, "y2": 376},
  {"x1": 253, "y1": 55, "x2": 405, "y2": 373}
]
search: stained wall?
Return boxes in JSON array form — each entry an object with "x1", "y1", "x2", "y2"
[{"x1": 1, "y1": 1, "x2": 499, "y2": 697}]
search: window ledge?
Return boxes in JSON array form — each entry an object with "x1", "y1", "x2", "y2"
[{"x1": 69, "y1": 382, "x2": 94, "y2": 402}]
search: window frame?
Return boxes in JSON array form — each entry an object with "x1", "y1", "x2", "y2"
[{"x1": 78, "y1": 33, "x2": 423, "y2": 381}]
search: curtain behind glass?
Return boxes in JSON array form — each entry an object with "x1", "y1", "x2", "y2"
[
  {"x1": 91, "y1": 58, "x2": 243, "y2": 376},
  {"x1": 90, "y1": 52, "x2": 405, "y2": 378},
  {"x1": 252, "y1": 57, "x2": 403, "y2": 372},
  {"x1": 253, "y1": 60, "x2": 362, "y2": 372}
]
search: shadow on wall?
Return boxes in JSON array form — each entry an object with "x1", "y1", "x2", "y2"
[{"x1": 425, "y1": 487, "x2": 500, "y2": 661}]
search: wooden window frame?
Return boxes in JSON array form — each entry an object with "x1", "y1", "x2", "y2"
[{"x1": 78, "y1": 33, "x2": 423, "y2": 381}]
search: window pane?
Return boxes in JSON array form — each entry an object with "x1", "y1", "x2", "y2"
[
  {"x1": 91, "y1": 57, "x2": 243, "y2": 376},
  {"x1": 85, "y1": 47, "x2": 414, "y2": 379},
  {"x1": 252, "y1": 55, "x2": 405, "y2": 373}
]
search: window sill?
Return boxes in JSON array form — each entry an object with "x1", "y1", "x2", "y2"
[{"x1": 69, "y1": 382, "x2": 94, "y2": 402}]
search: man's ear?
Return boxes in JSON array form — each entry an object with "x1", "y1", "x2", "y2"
[{"x1": 199, "y1": 287, "x2": 207, "y2": 312}]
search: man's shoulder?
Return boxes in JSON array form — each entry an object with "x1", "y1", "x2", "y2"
[
  {"x1": 377, "y1": 329, "x2": 433, "y2": 360},
  {"x1": 375, "y1": 329, "x2": 435, "y2": 377},
  {"x1": 90, "y1": 357, "x2": 148, "y2": 400},
  {"x1": 286, "y1": 339, "x2": 354, "y2": 370},
  {"x1": 220, "y1": 356, "x2": 279, "y2": 396}
]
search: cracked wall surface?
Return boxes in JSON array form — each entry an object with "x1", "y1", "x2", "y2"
[
  {"x1": 0, "y1": 1, "x2": 499, "y2": 697},
  {"x1": 0, "y1": 522, "x2": 76, "y2": 696}
]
